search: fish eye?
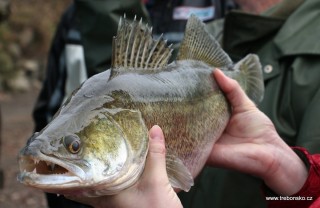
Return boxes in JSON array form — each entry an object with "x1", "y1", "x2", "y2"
[{"x1": 63, "y1": 135, "x2": 81, "y2": 154}]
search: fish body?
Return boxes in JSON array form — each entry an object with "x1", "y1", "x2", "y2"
[{"x1": 18, "y1": 15, "x2": 264, "y2": 197}]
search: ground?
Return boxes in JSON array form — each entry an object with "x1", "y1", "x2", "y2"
[{"x1": 0, "y1": 89, "x2": 48, "y2": 208}]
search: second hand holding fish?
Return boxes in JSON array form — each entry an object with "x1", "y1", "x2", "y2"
[{"x1": 208, "y1": 69, "x2": 308, "y2": 196}]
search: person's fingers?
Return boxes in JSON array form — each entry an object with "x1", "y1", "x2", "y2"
[
  {"x1": 141, "y1": 125, "x2": 169, "y2": 184},
  {"x1": 213, "y1": 69, "x2": 256, "y2": 112}
]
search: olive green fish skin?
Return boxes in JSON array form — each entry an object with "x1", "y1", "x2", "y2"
[
  {"x1": 107, "y1": 60, "x2": 231, "y2": 178},
  {"x1": 17, "y1": 14, "x2": 263, "y2": 197}
]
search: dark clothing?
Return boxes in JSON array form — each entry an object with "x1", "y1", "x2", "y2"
[
  {"x1": 75, "y1": 0, "x2": 149, "y2": 75},
  {"x1": 33, "y1": 5, "x2": 74, "y2": 132},
  {"x1": 146, "y1": 0, "x2": 229, "y2": 43},
  {"x1": 179, "y1": 0, "x2": 320, "y2": 207}
]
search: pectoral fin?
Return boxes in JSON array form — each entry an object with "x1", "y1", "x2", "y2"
[{"x1": 166, "y1": 153, "x2": 194, "y2": 192}]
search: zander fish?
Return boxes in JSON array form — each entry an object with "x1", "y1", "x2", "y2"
[{"x1": 18, "y1": 15, "x2": 264, "y2": 197}]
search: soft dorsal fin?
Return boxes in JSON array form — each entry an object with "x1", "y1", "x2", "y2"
[
  {"x1": 111, "y1": 15, "x2": 172, "y2": 77},
  {"x1": 177, "y1": 14, "x2": 232, "y2": 68}
]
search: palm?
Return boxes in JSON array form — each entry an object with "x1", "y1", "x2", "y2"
[
  {"x1": 208, "y1": 103, "x2": 280, "y2": 177},
  {"x1": 206, "y1": 70, "x2": 308, "y2": 196},
  {"x1": 207, "y1": 70, "x2": 280, "y2": 177}
]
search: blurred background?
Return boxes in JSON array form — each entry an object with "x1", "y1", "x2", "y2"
[{"x1": 0, "y1": 0, "x2": 72, "y2": 207}]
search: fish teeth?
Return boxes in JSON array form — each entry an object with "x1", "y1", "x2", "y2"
[
  {"x1": 50, "y1": 163, "x2": 55, "y2": 171},
  {"x1": 34, "y1": 158, "x2": 40, "y2": 164},
  {"x1": 45, "y1": 161, "x2": 56, "y2": 171}
]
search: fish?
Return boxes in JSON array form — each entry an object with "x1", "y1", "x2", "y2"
[{"x1": 17, "y1": 14, "x2": 264, "y2": 197}]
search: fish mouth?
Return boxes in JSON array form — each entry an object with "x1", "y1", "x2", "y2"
[{"x1": 18, "y1": 152, "x2": 87, "y2": 187}]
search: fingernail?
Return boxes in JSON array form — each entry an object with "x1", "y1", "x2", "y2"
[{"x1": 150, "y1": 125, "x2": 164, "y2": 141}]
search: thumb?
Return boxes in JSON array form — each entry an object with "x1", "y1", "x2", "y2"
[
  {"x1": 213, "y1": 69, "x2": 256, "y2": 112},
  {"x1": 142, "y1": 125, "x2": 169, "y2": 183}
]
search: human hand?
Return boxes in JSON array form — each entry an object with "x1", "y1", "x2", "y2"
[
  {"x1": 67, "y1": 125, "x2": 182, "y2": 208},
  {"x1": 208, "y1": 69, "x2": 308, "y2": 196}
]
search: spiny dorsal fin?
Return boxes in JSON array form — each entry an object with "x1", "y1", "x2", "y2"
[
  {"x1": 177, "y1": 14, "x2": 232, "y2": 68},
  {"x1": 111, "y1": 15, "x2": 172, "y2": 76}
]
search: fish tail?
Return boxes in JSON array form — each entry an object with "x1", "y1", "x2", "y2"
[{"x1": 233, "y1": 54, "x2": 265, "y2": 104}]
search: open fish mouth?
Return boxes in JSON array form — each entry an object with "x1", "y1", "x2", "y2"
[
  {"x1": 20, "y1": 156, "x2": 71, "y2": 175},
  {"x1": 18, "y1": 153, "x2": 87, "y2": 187}
]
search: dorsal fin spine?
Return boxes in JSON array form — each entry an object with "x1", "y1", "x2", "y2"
[
  {"x1": 155, "y1": 43, "x2": 166, "y2": 67},
  {"x1": 134, "y1": 35, "x2": 142, "y2": 68},
  {"x1": 115, "y1": 15, "x2": 127, "y2": 68},
  {"x1": 144, "y1": 29, "x2": 158, "y2": 69},
  {"x1": 154, "y1": 39, "x2": 169, "y2": 68},
  {"x1": 111, "y1": 15, "x2": 172, "y2": 75},
  {"x1": 129, "y1": 21, "x2": 138, "y2": 68},
  {"x1": 117, "y1": 17, "x2": 126, "y2": 68},
  {"x1": 147, "y1": 34, "x2": 163, "y2": 68},
  {"x1": 140, "y1": 28, "x2": 150, "y2": 68},
  {"x1": 134, "y1": 19, "x2": 143, "y2": 68},
  {"x1": 156, "y1": 50, "x2": 169, "y2": 68},
  {"x1": 131, "y1": 16, "x2": 141, "y2": 68},
  {"x1": 124, "y1": 23, "x2": 131, "y2": 67}
]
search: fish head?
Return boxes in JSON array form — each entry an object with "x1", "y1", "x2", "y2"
[{"x1": 18, "y1": 81, "x2": 149, "y2": 196}]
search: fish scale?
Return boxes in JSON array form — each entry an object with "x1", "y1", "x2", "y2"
[{"x1": 17, "y1": 14, "x2": 264, "y2": 197}]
